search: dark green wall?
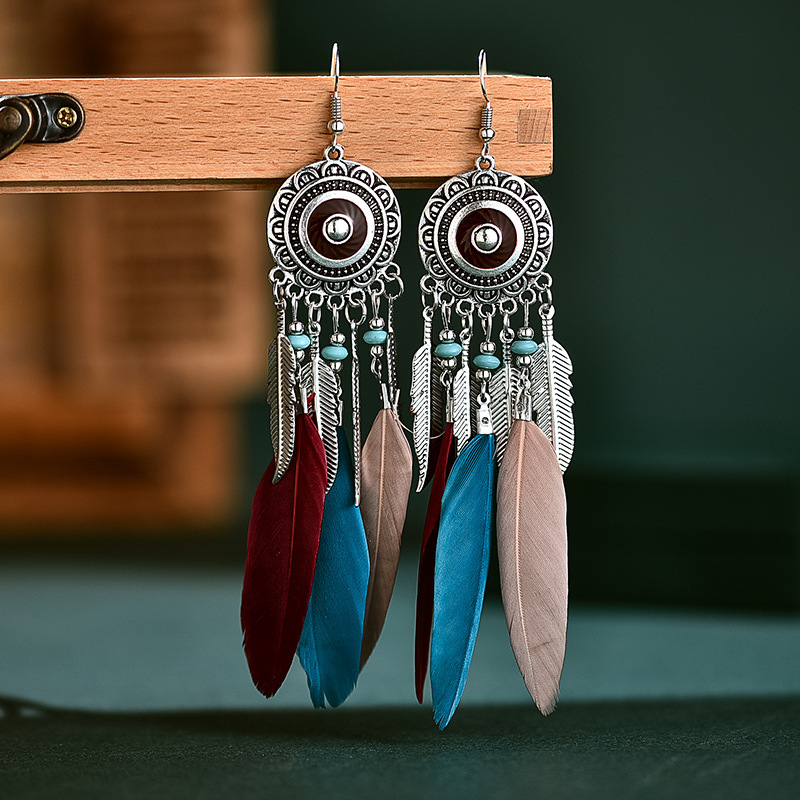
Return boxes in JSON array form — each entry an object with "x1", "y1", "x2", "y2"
[{"x1": 252, "y1": 0, "x2": 800, "y2": 609}]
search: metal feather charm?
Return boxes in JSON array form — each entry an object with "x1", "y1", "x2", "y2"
[
  {"x1": 359, "y1": 406, "x2": 413, "y2": 668},
  {"x1": 496, "y1": 419, "x2": 568, "y2": 715},
  {"x1": 301, "y1": 357, "x2": 340, "y2": 491},
  {"x1": 351, "y1": 324, "x2": 362, "y2": 506},
  {"x1": 489, "y1": 369, "x2": 511, "y2": 465},
  {"x1": 419, "y1": 356, "x2": 446, "y2": 490},
  {"x1": 430, "y1": 356, "x2": 445, "y2": 443},
  {"x1": 452, "y1": 365, "x2": 472, "y2": 456},
  {"x1": 531, "y1": 312, "x2": 575, "y2": 473},
  {"x1": 267, "y1": 334, "x2": 297, "y2": 484},
  {"x1": 411, "y1": 341, "x2": 432, "y2": 492}
]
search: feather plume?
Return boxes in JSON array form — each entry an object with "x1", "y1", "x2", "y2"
[
  {"x1": 430, "y1": 433, "x2": 496, "y2": 729},
  {"x1": 414, "y1": 422, "x2": 455, "y2": 703},
  {"x1": 422, "y1": 357, "x2": 445, "y2": 488},
  {"x1": 267, "y1": 334, "x2": 297, "y2": 484},
  {"x1": 411, "y1": 342, "x2": 432, "y2": 492},
  {"x1": 297, "y1": 426, "x2": 370, "y2": 708},
  {"x1": 241, "y1": 414, "x2": 326, "y2": 697},
  {"x1": 531, "y1": 315, "x2": 575, "y2": 473},
  {"x1": 359, "y1": 408, "x2": 413, "y2": 668},
  {"x1": 496, "y1": 419, "x2": 568, "y2": 715}
]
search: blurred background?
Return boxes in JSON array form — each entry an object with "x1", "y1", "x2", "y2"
[
  {"x1": 0, "y1": 0, "x2": 799, "y2": 596},
  {"x1": 1, "y1": 0, "x2": 797, "y2": 613}
]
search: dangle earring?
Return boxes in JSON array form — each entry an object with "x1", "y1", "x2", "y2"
[
  {"x1": 412, "y1": 50, "x2": 574, "y2": 728},
  {"x1": 241, "y1": 44, "x2": 409, "y2": 709}
]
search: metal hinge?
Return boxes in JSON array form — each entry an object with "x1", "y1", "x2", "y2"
[{"x1": 0, "y1": 93, "x2": 85, "y2": 162}]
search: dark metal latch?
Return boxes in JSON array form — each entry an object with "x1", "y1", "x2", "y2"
[{"x1": 0, "y1": 93, "x2": 85, "y2": 162}]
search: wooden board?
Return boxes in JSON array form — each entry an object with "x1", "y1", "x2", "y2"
[{"x1": 0, "y1": 75, "x2": 552, "y2": 192}]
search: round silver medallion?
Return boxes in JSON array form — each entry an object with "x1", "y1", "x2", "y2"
[
  {"x1": 267, "y1": 157, "x2": 401, "y2": 301},
  {"x1": 418, "y1": 166, "x2": 552, "y2": 304}
]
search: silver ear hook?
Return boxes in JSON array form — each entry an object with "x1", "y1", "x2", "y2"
[
  {"x1": 477, "y1": 49, "x2": 495, "y2": 166},
  {"x1": 331, "y1": 43, "x2": 340, "y2": 96},
  {"x1": 478, "y1": 49, "x2": 490, "y2": 108},
  {"x1": 327, "y1": 43, "x2": 345, "y2": 158}
]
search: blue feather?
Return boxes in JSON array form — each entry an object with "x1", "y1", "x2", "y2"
[
  {"x1": 430, "y1": 433, "x2": 496, "y2": 729},
  {"x1": 297, "y1": 426, "x2": 370, "y2": 708}
]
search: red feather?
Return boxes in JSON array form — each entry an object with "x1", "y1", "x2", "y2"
[
  {"x1": 241, "y1": 413, "x2": 327, "y2": 697},
  {"x1": 421, "y1": 430, "x2": 444, "y2": 490},
  {"x1": 414, "y1": 422, "x2": 456, "y2": 703}
]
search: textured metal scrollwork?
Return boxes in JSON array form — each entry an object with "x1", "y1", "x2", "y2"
[
  {"x1": 268, "y1": 157, "x2": 401, "y2": 306},
  {"x1": 418, "y1": 167, "x2": 552, "y2": 306}
]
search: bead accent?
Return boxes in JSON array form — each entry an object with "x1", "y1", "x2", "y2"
[
  {"x1": 511, "y1": 339, "x2": 539, "y2": 355},
  {"x1": 369, "y1": 317, "x2": 385, "y2": 330},
  {"x1": 435, "y1": 342, "x2": 463, "y2": 358},
  {"x1": 363, "y1": 329, "x2": 388, "y2": 345},
  {"x1": 473, "y1": 353, "x2": 501, "y2": 370},
  {"x1": 322, "y1": 344, "x2": 348, "y2": 361},
  {"x1": 439, "y1": 329, "x2": 456, "y2": 342},
  {"x1": 288, "y1": 320, "x2": 304, "y2": 334},
  {"x1": 479, "y1": 340, "x2": 496, "y2": 354},
  {"x1": 288, "y1": 333, "x2": 311, "y2": 350},
  {"x1": 517, "y1": 326, "x2": 534, "y2": 339},
  {"x1": 329, "y1": 331, "x2": 346, "y2": 346}
]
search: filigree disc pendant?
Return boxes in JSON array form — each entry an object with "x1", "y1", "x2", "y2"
[{"x1": 268, "y1": 157, "x2": 401, "y2": 304}]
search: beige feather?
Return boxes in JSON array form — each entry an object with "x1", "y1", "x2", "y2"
[
  {"x1": 496, "y1": 419, "x2": 568, "y2": 715},
  {"x1": 359, "y1": 408, "x2": 413, "y2": 668}
]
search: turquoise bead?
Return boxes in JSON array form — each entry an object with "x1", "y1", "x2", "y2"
[
  {"x1": 322, "y1": 344, "x2": 348, "y2": 361},
  {"x1": 511, "y1": 339, "x2": 539, "y2": 355},
  {"x1": 473, "y1": 353, "x2": 501, "y2": 370},
  {"x1": 288, "y1": 333, "x2": 311, "y2": 350},
  {"x1": 434, "y1": 342, "x2": 463, "y2": 358},
  {"x1": 363, "y1": 329, "x2": 388, "y2": 345}
]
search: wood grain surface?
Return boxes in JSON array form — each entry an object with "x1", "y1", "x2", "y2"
[{"x1": 0, "y1": 75, "x2": 552, "y2": 192}]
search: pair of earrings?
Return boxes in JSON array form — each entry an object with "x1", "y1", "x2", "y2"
[{"x1": 241, "y1": 46, "x2": 573, "y2": 730}]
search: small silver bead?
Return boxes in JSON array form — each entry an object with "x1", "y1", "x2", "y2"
[
  {"x1": 479, "y1": 127, "x2": 495, "y2": 142},
  {"x1": 330, "y1": 120, "x2": 345, "y2": 134},
  {"x1": 471, "y1": 223, "x2": 502, "y2": 254},
  {"x1": 295, "y1": 350, "x2": 306, "y2": 363},
  {"x1": 517, "y1": 326, "x2": 534, "y2": 339},
  {"x1": 330, "y1": 331, "x2": 346, "y2": 346},
  {"x1": 475, "y1": 369, "x2": 492, "y2": 381},
  {"x1": 440, "y1": 357, "x2": 458, "y2": 370},
  {"x1": 369, "y1": 317, "x2": 385, "y2": 330},
  {"x1": 479, "y1": 341, "x2": 496, "y2": 354},
  {"x1": 288, "y1": 320, "x2": 304, "y2": 334},
  {"x1": 516, "y1": 354, "x2": 532, "y2": 367},
  {"x1": 439, "y1": 329, "x2": 456, "y2": 342},
  {"x1": 323, "y1": 214, "x2": 352, "y2": 244},
  {"x1": 370, "y1": 345, "x2": 384, "y2": 358},
  {"x1": 330, "y1": 360, "x2": 344, "y2": 373}
]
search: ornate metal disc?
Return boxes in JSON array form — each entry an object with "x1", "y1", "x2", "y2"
[
  {"x1": 418, "y1": 166, "x2": 552, "y2": 305},
  {"x1": 267, "y1": 157, "x2": 401, "y2": 302}
]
